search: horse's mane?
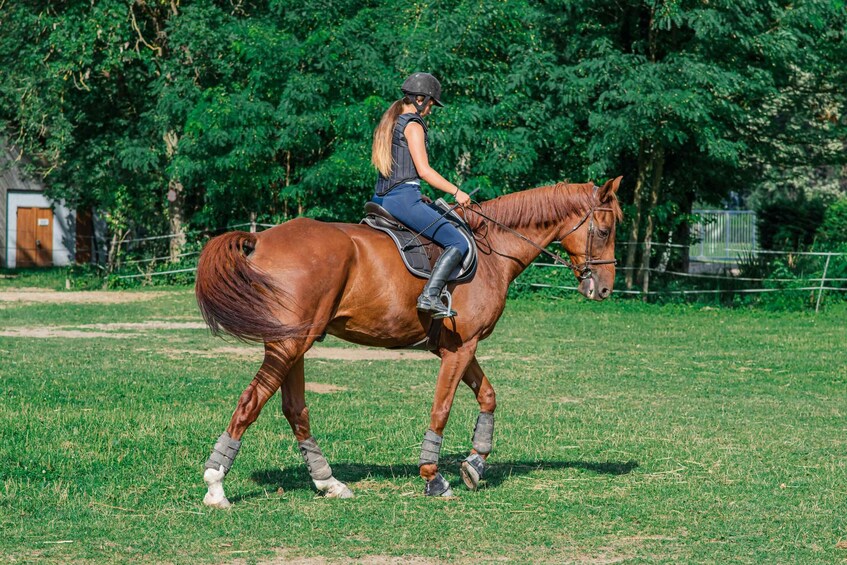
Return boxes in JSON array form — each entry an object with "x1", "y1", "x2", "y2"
[{"x1": 468, "y1": 182, "x2": 623, "y2": 230}]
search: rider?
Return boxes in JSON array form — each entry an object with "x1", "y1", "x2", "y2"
[{"x1": 371, "y1": 72, "x2": 471, "y2": 319}]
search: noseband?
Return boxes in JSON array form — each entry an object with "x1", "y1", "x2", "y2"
[{"x1": 467, "y1": 185, "x2": 617, "y2": 282}]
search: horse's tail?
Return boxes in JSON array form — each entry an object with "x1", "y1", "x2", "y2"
[{"x1": 195, "y1": 231, "x2": 306, "y2": 343}]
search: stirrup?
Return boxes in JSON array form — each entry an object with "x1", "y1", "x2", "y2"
[{"x1": 417, "y1": 289, "x2": 457, "y2": 319}]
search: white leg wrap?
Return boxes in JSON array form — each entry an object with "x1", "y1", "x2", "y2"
[
  {"x1": 313, "y1": 476, "x2": 354, "y2": 499},
  {"x1": 203, "y1": 466, "x2": 231, "y2": 509}
]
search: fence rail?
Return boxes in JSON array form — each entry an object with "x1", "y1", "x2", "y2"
[
  {"x1": 81, "y1": 219, "x2": 844, "y2": 312},
  {"x1": 526, "y1": 245, "x2": 846, "y2": 312}
]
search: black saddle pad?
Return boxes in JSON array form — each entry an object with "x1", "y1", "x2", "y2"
[{"x1": 361, "y1": 199, "x2": 478, "y2": 283}]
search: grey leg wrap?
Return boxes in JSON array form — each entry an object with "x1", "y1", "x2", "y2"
[
  {"x1": 472, "y1": 412, "x2": 494, "y2": 455},
  {"x1": 424, "y1": 472, "x2": 452, "y2": 497},
  {"x1": 298, "y1": 437, "x2": 333, "y2": 481},
  {"x1": 419, "y1": 429, "x2": 443, "y2": 467},
  {"x1": 204, "y1": 432, "x2": 242, "y2": 475}
]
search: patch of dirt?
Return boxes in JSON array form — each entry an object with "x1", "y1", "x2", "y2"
[
  {"x1": 0, "y1": 321, "x2": 203, "y2": 339},
  {"x1": 79, "y1": 321, "x2": 207, "y2": 330},
  {"x1": 306, "y1": 348, "x2": 434, "y2": 361},
  {"x1": 180, "y1": 346, "x2": 435, "y2": 362},
  {"x1": 0, "y1": 315, "x2": 436, "y2": 363},
  {"x1": 0, "y1": 328, "x2": 135, "y2": 339},
  {"x1": 570, "y1": 533, "x2": 680, "y2": 564},
  {"x1": 615, "y1": 536, "x2": 677, "y2": 543},
  {"x1": 0, "y1": 288, "x2": 170, "y2": 304},
  {"x1": 836, "y1": 540, "x2": 847, "y2": 550},
  {"x1": 252, "y1": 551, "x2": 440, "y2": 565},
  {"x1": 567, "y1": 554, "x2": 633, "y2": 564},
  {"x1": 305, "y1": 383, "x2": 348, "y2": 394}
]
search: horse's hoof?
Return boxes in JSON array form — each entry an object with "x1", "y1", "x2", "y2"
[
  {"x1": 460, "y1": 461, "x2": 479, "y2": 490},
  {"x1": 424, "y1": 472, "x2": 453, "y2": 497},
  {"x1": 325, "y1": 483, "x2": 354, "y2": 499},
  {"x1": 315, "y1": 477, "x2": 354, "y2": 499},
  {"x1": 203, "y1": 493, "x2": 231, "y2": 509},
  {"x1": 203, "y1": 467, "x2": 230, "y2": 508},
  {"x1": 460, "y1": 454, "x2": 486, "y2": 491}
]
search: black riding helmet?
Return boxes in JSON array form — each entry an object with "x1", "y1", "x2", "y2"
[{"x1": 401, "y1": 72, "x2": 444, "y2": 114}]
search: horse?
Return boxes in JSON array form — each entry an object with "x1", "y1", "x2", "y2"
[{"x1": 195, "y1": 176, "x2": 623, "y2": 505}]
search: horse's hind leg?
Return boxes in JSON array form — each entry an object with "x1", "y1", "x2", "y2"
[
  {"x1": 203, "y1": 343, "x2": 293, "y2": 508},
  {"x1": 281, "y1": 355, "x2": 353, "y2": 498},
  {"x1": 459, "y1": 356, "x2": 496, "y2": 491}
]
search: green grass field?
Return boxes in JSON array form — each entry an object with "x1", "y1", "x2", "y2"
[{"x1": 1, "y1": 285, "x2": 846, "y2": 563}]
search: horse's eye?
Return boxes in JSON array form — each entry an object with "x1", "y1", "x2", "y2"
[{"x1": 597, "y1": 228, "x2": 610, "y2": 238}]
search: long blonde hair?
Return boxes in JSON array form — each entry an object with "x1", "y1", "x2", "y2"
[{"x1": 371, "y1": 96, "x2": 415, "y2": 177}]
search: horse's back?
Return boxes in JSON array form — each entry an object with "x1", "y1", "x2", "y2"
[
  {"x1": 251, "y1": 218, "x2": 352, "y2": 260},
  {"x1": 244, "y1": 219, "x2": 426, "y2": 345},
  {"x1": 247, "y1": 218, "x2": 357, "y2": 308},
  {"x1": 248, "y1": 217, "x2": 411, "y2": 298}
]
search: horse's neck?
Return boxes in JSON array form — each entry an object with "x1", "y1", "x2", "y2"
[
  {"x1": 485, "y1": 222, "x2": 559, "y2": 283},
  {"x1": 477, "y1": 185, "x2": 588, "y2": 283}
]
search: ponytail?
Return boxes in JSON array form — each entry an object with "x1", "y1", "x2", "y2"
[{"x1": 371, "y1": 97, "x2": 410, "y2": 177}]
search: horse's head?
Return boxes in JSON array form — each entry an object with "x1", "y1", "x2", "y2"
[{"x1": 558, "y1": 176, "x2": 623, "y2": 301}]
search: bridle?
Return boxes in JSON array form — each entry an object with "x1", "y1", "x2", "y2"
[{"x1": 467, "y1": 185, "x2": 618, "y2": 282}]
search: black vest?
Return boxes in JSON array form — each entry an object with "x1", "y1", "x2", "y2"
[{"x1": 374, "y1": 113, "x2": 429, "y2": 196}]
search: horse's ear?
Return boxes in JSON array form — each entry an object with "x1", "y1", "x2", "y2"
[{"x1": 598, "y1": 176, "x2": 623, "y2": 200}]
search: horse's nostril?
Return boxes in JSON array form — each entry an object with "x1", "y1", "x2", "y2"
[{"x1": 600, "y1": 287, "x2": 610, "y2": 298}]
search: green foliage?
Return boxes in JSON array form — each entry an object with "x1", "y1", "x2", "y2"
[
  {"x1": 755, "y1": 259, "x2": 816, "y2": 311},
  {"x1": 0, "y1": 0, "x2": 844, "y2": 248},
  {"x1": 815, "y1": 198, "x2": 847, "y2": 249},
  {"x1": 757, "y1": 195, "x2": 826, "y2": 250}
]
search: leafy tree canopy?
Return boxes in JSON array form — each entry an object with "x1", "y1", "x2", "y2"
[{"x1": 1, "y1": 0, "x2": 844, "y2": 257}]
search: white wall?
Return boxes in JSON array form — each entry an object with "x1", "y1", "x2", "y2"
[{"x1": 5, "y1": 191, "x2": 74, "y2": 268}]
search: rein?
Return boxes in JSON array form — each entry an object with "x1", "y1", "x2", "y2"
[{"x1": 466, "y1": 185, "x2": 617, "y2": 282}]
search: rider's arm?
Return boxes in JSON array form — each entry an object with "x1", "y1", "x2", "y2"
[{"x1": 406, "y1": 122, "x2": 471, "y2": 206}]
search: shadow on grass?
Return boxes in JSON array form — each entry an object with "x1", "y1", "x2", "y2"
[{"x1": 238, "y1": 453, "x2": 638, "y2": 500}]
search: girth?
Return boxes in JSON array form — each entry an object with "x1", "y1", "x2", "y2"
[{"x1": 361, "y1": 199, "x2": 478, "y2": 284}]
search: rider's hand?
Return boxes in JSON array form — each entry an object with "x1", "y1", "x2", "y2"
[{"x1": 454, "y1": 188, "x2": 471, "y2": 207}]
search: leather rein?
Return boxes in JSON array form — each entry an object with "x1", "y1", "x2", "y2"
[{"x1": 466, "y1": 185, "x2": 617, "y2": 282}]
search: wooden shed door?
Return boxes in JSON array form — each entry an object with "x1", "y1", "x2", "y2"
[
  {"x1": 75, "y1": 209, "x2": 93, "y2": 264},
  {"x1": 16, "y1": 207, "x2": 53, "y2": 267}
]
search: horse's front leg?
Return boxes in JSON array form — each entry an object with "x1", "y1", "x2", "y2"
[
  {"x1": 202, "y1": 343, "x2": 292, "y2": 508},
  {"x1": 281, "y1": 355, "x2": 353, "y2": 498},
  {"x1": 459, "y1": 356, "x2": 496, "y2": 491},
  {"x1": 419, "y1": 338, "x2": 478, "y2": 497}
]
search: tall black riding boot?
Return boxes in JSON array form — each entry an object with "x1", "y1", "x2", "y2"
[{"x1": 417, "y1": 247, "x2": 464, "y2": 319}]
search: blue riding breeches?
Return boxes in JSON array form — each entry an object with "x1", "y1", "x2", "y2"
[{"x1": 372, "y1": 183, "x2": 469, "y2": 257}]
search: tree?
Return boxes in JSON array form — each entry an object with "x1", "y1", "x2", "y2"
[
  {"x1": 1, "y1": 0, "x2": 844, "y2": 278},
  {"x1": 538, "y1": 0, "x2": 847, "y2": 291}
]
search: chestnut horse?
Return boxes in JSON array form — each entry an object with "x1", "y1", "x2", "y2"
[{"x1": 196, "y1": 177, "x2": 622, "y2": 505}]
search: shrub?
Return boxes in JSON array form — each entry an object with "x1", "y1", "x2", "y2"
[
  {"x1": 757, "y1": 195, "x2": 826, "y2": 251},
  {"x1": 815, "y1": 198, "x2": 847, "y2": 250}
]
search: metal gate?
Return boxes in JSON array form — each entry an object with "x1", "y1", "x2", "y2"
[{"x1": 690, "y1": 210, "x2": 757, "y2": 262}]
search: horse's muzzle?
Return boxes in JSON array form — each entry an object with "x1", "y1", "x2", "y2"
[{"x1": 578, "y1": 273, "x2": 613, "y2": 301}]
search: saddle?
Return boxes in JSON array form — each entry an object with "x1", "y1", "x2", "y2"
[{"x1": 361, "y1": 199, "x2": 478, "y2": 283}]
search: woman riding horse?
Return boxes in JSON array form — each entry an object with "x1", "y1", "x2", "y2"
[
  {"x1": 196, "y1": 75, "x2": 623, "y2": 503},
  {"x1": 371, "y1": 72, "x2": 471, "y2": 319}
]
